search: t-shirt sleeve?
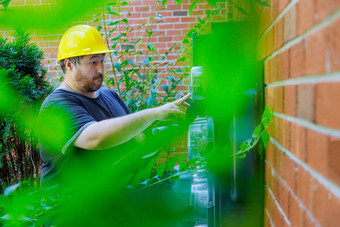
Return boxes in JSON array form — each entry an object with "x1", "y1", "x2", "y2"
[{"x1": 39, "y1": 95, "x2": 97, "y2": 155}]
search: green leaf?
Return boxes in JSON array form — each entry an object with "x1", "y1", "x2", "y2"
[
  {"x1": 182, "y1": 38, "x2": 189, "y2": 44},
  {"x1": 104, "y1": 5, "x2": 111, "y2": 11},
  {"x1": 109, "y1": 20, "x2": 120, "y2": 26},
  {"x1": 160, "y1": 85, "x2": 169, "y2": 93},
  {"x1": 167, "y1": 155, "x2": 180, "y2": 171},
  {"x1": 185, "y1": 158, "x2": 200, "y2": 170},
  {"x1": 156, "y1": 163, "x2": 166, "y2": 178},
  {"x1": 240, "y1": 140, "x2": 250, "y2": 151},
  {"x1": 207, "y1": 9, "x2": 211, "y2": 18},
  {"x1": 121, "y1": 1, "x2": 128, "y2": 5},
  {"x1": 175, "y1": 0, "x2": 183, "y2": 4},
  {"x1": 169, "y1": 175, "x2": 180, "y2": 181},
  {"x1": 178, "y1": 154, "x2": 186, "y2": 171},
  {"x1": 112, "y1": 63, "x2": 121, "y2": 72},
  {"x1": 161, "y1": 0, "x2": 168, "y2": 7},
  {"x1": 252, "y1": 125, "x2": 262, "y2": 138},
  {"x1": 198, "y1": 17, "x2": 205, "y2": 25},
  {"x1": 256, "y1": 0, "x2": 271, "y2": 7},
  {"x1": 231, "y1": 2, "x2": 247, "y2": 16},
  {"x1": 121, "y1": 18, "x2": 128, "y2": 24},
  {"x1": 4, "y1": 183, "x2": 21, "y2": 197},
  {"x1": 261, "y1": 130, "x2": 270, "y2": 149},
  {"x1": 109, "y1": 10, "x2": 120, "y2": 16},
  {"x1": 143, "y1": 57, "x2": 150, "y2": 67},
  {"x1": 189, "y1": 0, "x2": 199, "y2": 16},
  {"x1": 96, "y1": 25, "x2": 102, "y2": 31},
  {"x1": 147, "y1": 43, "x2": 155, "y2": 51}
]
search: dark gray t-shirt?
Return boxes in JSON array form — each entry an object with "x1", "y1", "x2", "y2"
[{"x1": 39, "y1": 87, "x2": 131, "y2": 185}]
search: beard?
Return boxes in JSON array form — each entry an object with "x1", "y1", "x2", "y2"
[{"x1": 81, "y1": 74, "x2": 103, "y2": 93}]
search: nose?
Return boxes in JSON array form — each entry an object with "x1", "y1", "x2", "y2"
[{"x1": 97, "y1": 62, "x2": 104, "y2": 74}]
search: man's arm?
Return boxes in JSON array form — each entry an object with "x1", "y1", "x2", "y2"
[{"x1": 74, "y1": 93, "x2": 190, "y2": 150}]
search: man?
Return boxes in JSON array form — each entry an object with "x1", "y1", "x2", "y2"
[{"x1": 39, "y1": 24, "x2": 190, "y2": 185}]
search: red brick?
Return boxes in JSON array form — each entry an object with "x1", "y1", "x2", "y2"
[
  {"x1": 167, "y1": 4, "x2": 181, "y2": 11},
  {"x1": 275, "y1": 86, "x2": 284, "y2": 113},
  {"x1": 288, "y1": 192, "x2": 304, "y2": 227},
  {"x1": 328, "y1": 137, "x2": 340, "y2": 186},
  {"x1": 315, "y1": 0, "x2": 340, "y2": 23},
  {"x1": 278, "y1": 49, "x2": 289, "y2": 80},
  {"x1": 303, "y1": 212, "x2": 316, "y2": 227},
  {"x1": 270, "y1": 0, "x2": 279, "y2": 22},
  {"x1": 265, "y1": 59, "x2": 270, "y2": 84},
  {"x1": 274, "y1": 19, "x2": 284, "y2": 52},
  {"x1": 265, "y1": 86, "x2": 275, "y2": 110},
  {"x1": 329, "y1": 17, "x2": 340, "y2": 71},
  {"x1": 283, "y1": 6, "x2": 297, "y2": 42},
  {"x1": 306, "y1": 129, "x2": 329, "y2": 176},
  {"x1": 315, "y1": 82, "x2": 340, "y2": 129},
  {"x1": 278, "y1": 0, "x2": 290, "y2": 13},
  {"x1": 282, "y1": 155, "x2": 297, "y2": 192},
  {"x1": 271, "y1": 55, "x2": 278, "y2": 83},
  {"x1": 278, "y1": 179, "x2": 289, "y2": 216},
  {"x1": 312, "y1": 182, "x2": 329, "y2": 226},
  {"x1": 278, "y1": 118, "x2": 289, "y2": 150},
  {"x1": 166, "y1": 29, "x2": 181, "y2": 36},
  {"x1": 265, "y1": 161, "x2": 272, "y2": 187},
  {"x1": 284, "y1": 121, "x2": 291, "y2": 151},
  {"x1": 284, "y1": 85, "x2": 297, "y2": 117},
  {"x1": 305, "y1": 28, "x2": 328, "y2": 75},
  {"x1": 296, "y1": 167, "x2": 313, "y2": 210},
  {"x1": 290, "y1": 123, "x2": 307, "y2": 162},
  {"x1": 174, "y1": 23, "x2": 188, "y2": 29},
  {"x1": 267, "y1": 29, "x2": 274, "y2": 57},
  {"x1": 26, "y1": 0, "x2": 40, "y2": 4},
  {"x1": 297, "y1": 83, "x2": 315, "y2": 122},
  {"x1": 180, "y1": 17, "x2": 196, "y2": 23},
  {"x1": 297, "y1": 0, "x2": 315, "y2": 35},
  {"x1": 275, "y1": 141, "x2": 284, "y2": 175},
  {"x1": 158, "y1": 24, "x2": 173, "y2": 30},
  {"x1": 289, "y1": 40, "x2": 305, "y2": 78},
  {"x1": 327, "y1": 195, "x2": 340, "y2": 227}
]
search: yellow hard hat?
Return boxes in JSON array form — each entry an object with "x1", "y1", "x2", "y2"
[{"x1": 57, "y1": 25, "x2": 114, "y2": 62}]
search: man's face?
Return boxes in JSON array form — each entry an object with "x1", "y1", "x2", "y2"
[{"x1": 72, "y1": 54, "x2": 105, "y2": 93}]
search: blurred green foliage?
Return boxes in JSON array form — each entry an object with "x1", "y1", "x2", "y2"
[
  {"x1": 98, "y1": 0, "x2": 222, "y2": 112},
  {"x1": 0, "y1": 0, "x2": 273, "y2": 226}
]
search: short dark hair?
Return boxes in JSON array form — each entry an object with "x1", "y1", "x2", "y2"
[{"x1": 59, "y1": 56, "x2": 84, "y2": 74}]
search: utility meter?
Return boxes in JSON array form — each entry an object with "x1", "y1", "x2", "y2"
[{"x1": 190, "y1": 66, "x2": 205, "y2": 101}]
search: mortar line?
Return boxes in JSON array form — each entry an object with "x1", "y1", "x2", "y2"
[
  {"x1": 265, "y1": 160, "x2": 321, "y2": 227},
  {"x1": 266, "y1": 71, "x2": 340, "y2": 87},
  {"x1": 274, "y1": 113, "x2": 340, "y2": 138},
  {"x1": 265, "y1": 207, "x2": 276, "y2": 227},
  {"x1": 265, "y1": 183, "x2": 292, "y2": 226},
  {"x1": 270, "y1": 137, "x2": 340, "y2": 200},
  {"x1": 258, "y1": 0, "x2": 299, "y2": 41},
  {"x1": 263, "y1": 7, "x2": 340, "y2": 62}
]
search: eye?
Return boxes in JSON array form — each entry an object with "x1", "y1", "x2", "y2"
[{"x1": 91, "y1": 61, "x2": 97, "y2": 65}]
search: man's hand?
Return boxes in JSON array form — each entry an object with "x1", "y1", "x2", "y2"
[{"x1": 155, "y1": 93, "x2": 191, "y2": 121}]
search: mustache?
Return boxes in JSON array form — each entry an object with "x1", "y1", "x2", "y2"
[{"x1": 94, "y1": 74, "x2": 103, "y2": 80}]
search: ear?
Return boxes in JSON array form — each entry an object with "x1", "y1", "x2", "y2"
[{"x1": 64, "y1": 58, "x2": 74, "y2": 72}]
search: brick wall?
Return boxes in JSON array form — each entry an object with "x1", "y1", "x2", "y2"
[
  {"x1": 259, "y1": 0, "x2": 340, "y2": 226},
  {"x1": 1, "y1": 0, "x2": 226, "y2": 166},
  {"x1": 2, "y1": 0, "x2": 226, "y2": 86}
]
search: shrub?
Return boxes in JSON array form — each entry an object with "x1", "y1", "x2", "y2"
[{"x1": 0, "y1": 30, "x2": 52, "y2": 192}]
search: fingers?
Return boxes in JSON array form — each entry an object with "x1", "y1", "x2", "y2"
[{"x1": 174, "y1": 93, "x2": 190, "y2": 105}]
